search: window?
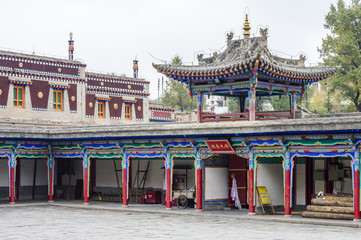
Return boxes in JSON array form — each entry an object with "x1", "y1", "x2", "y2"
[
  {"x1": 98, "y1": 101, "x2": 105, "y2": 119},
  {"x1": 13, "y1": 86, "x2": 24, "y2": 108},
  {"x1": 125, "y1": 104, "x2": 131, "y2": 120},
  {"x1": 53, "y1": 90, "x2": 63, "y2": 111}
]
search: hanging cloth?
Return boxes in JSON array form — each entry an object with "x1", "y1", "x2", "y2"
[{"x1": 231, "y1": 177, "x2": 242, "y2": 210}]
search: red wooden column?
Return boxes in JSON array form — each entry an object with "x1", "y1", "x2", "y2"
[
  {"x1": 353, "y1": 150, "x2": 361, "y2": 220},
  {"x1": 165, "y1": 152, "x2": 173, "y2": 210},
  {"x1": 291, "y1": 93, "x2": 297, "y2": 119},
  {"x1": 195, "y1": 157, "x2": 203, "y2": 211},
  {"x1": 47, "y1": 156, "x2": 54, "y2": 202},
  {"x1": 83, "y1": 156, "x2": 90, "y2": 204},
  {"x1": 248, "y1": 86, "x2": 256, "y2": 121},
  {"x1": 248, "y1": 150, "x2": 255, "y2": 214},
  {"x1": 283, "y1": 151, "x2": 293, "y2": 216},
  {"x1": 196, "y1": 92, "x2": 203, "y2": 123},
  {"x1": 8, "y1": 154, "x2": 16, "y2": 204},
  {"x1": 122, "y1": 155, "x2": 129, "y2": 207}
]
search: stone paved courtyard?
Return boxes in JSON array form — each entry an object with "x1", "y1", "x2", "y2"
[{"x1": 0, "y1": 205, "x2": 359, "y2": 240}]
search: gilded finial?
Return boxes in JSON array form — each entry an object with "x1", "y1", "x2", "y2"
[{"x1": 243, "y1": 14, "x2": 251, "y2": 37}]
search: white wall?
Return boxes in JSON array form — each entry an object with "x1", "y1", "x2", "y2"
[
  {"x1": 204, "y1": 167, "x2": 228, "y2": 201},
  {"x1": 96, "y1": 160, "x2": 122, "y2": 187},
  {"x1": 0, "y1": 159, "x2": 8, "y2": 187},
  {"x1": 95, "y1": 159, "x2": 166, "y2": 189},
  {"x1": 20, "y1": 160, "x2": 34, "y2": 186},
  {"x1": 20, "y1": 159, "x2": 48, "y2": 186},
  {"x1": 95, "y1": 159, "x2": 195, "y2": 190},
  {"x1": 296, "y1": 164, "x2": 306, "y2": 205},
  {"x1": 257, "y1": 164, "x2": 307, "y2": 206},
  {"x1": 314, "y1": 159, "x2": 325, "y2": 194},
  {"x1": 2, "y1": 83, "x2": 86, "y2": 125},
  {"x1": 141, "y1": 160, "x2": 164, "y2": 189},
  {"x1": 257, "y1": 164, "x2": 283, "y2": 206}
]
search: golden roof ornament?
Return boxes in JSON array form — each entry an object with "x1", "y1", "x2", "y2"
[{"x1": 243, "y1": 14, "x2": 251, "y2": 37}]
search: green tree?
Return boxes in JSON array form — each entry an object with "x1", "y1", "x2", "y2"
[
  {"x1": 319, "y1": 0, "x2": 361, "y2": 112},
  {"x1": 226, "y1": 97, "x2": 240, "y2": 113},
  {"x1": 325, "y1": 90, "x2": 334, "y2": 113},
  {"x1": 161, "y1": 55, "x2": 197, "y2": 112},
  {"x1": 309, "y1": 89, "x2": 328, "y2": 114},
  {"x1": 269, "y1": 95, "x2": 290, "y2": 111}
]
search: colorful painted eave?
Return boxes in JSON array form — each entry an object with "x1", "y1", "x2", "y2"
[{"x1": 154, "y1": 57, "x2": 335, "y2": 84}]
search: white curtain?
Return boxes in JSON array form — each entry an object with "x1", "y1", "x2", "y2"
[{"x1": 231, "y1": 177, "x2": 242, "y2": 210}]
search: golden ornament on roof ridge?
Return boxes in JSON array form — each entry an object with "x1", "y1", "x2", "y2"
[{"x1": 243, "y1": 14, "x2": 251, "y2": 37}]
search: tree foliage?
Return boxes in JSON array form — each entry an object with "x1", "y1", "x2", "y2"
[
  {"x1": 161, "y1": 55, "x2": 197, "y2": 112},
  {"x1": 319, "y1": 0, "x2": 361, "y2": 112},
  {"x1": 269, "y1": 95, "x2": 290, "y2": 111},
  {"x1": 226, "y1": 97, "x2": 240, "y2": 113}
]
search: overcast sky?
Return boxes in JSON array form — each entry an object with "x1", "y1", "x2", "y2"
[{"x1": 0, "y1": 0, "x2": 339, "y2": 99}]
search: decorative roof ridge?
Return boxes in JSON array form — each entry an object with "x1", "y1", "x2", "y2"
[
  {"x1": 259, "y1": 56, "x2": 336, "y2": 74},
  {"x1": 155, "y1": 56, "x2": 256, "y2": 71},
  {"x1": 171, "y1": 56, "x2": 256, "y2": 68}
]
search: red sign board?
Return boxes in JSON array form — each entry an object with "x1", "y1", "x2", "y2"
[{"x1": 205, "y1": 140, "x2": 235, "y2": 154}]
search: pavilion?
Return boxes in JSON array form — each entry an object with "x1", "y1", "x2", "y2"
[{"x1": 154, "y1": 15, "x2": 335, "y2": 122}]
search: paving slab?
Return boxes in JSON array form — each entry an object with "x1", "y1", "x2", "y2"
[
  {"x1": 0, "y1": 202, "x2": 360, "y2": 240},
  {"x1": 1, "y1": 200, "x2": 358, "y2": 228}
]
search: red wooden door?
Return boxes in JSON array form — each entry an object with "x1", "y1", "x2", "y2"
[{"x1": 228, "y1": 155, "x2": 248, "y2": 207}]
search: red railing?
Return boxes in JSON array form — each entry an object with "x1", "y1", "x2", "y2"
[
  {"x1": 202, "y1": 112, "x2": 249, "y2": 123},
  {"x1": 201, "y1": 111, "x2": 292, "y2": 122}
]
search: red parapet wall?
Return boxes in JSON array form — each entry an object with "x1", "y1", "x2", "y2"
[
  {"x1": 87, "y1": 79, "x2": 144, "y2": 91},
  {"x1": 86, "y1": 74, "x2": 148, "y2": 97},
  {"x1": 0, "y1": 55, "x2": 81, "y2": 76},
  {"x1": 153, "y1": 111, "x2": 171, "y2": 119}
]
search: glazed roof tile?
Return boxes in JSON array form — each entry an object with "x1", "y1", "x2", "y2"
[{"x1": 154, "y1": 33, "x2": 336, "y2": 79}]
